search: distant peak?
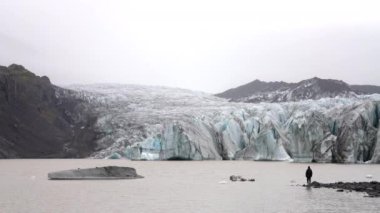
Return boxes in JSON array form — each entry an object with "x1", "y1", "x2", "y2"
[
  {"x1": 2, "y1": 64, "x2": 37, "y2": 79},
  {"x1": 8, "y1": 64, "x2": 26, "y2": 70},
  {"x1": 304, "y1": 77, "x2": 322, "y2": 82}
]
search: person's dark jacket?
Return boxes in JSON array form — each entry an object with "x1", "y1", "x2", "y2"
[{"x1": 306, "y1": 167, "x2": 313, "y2": 179}]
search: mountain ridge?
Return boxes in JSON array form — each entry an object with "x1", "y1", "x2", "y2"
[{"x1": 216, "y1": 77, "x2": 380, "y2": 103}]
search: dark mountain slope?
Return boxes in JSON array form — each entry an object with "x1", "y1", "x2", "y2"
[
  {"x1": 0, "y1": 64, "x2": 98, "y2": 158},
  {"x1": 217, "y1": 79, "x2": 294, "y2": 100}
]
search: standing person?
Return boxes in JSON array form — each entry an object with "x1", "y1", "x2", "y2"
[{"x1": 306, "y1": 166, "x2": 313, "y2": 184}]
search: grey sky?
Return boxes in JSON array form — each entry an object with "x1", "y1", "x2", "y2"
[{"x1": 1, "y1": 0, "x2": 380, "y2": 93}]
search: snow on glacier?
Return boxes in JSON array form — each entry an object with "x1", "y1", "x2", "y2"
[{"x1": 66, "y1": 84, "x2": 380, "y2": 163}]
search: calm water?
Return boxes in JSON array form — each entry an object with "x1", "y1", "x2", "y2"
[{"x1": 0, "y1": 160, "x2": 379, "y2": 213}]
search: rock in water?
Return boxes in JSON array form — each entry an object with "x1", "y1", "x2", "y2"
[
  {"x1": 48, "y1": 166, "x2": 143, "y2": 180},
  {"x1": 230, "y1": 175, "x2": 238, "y2": 182}
]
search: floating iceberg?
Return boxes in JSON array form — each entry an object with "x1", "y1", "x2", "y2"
[{"x1": 48, "y1": 166, "x2": 143, "y2": 180}]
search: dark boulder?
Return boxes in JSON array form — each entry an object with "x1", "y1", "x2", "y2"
[
  {"x1": 230, "y1": 175, "x2": 254, "y2": 182},
  {"x1": 230, "y1": 175, "x2": 238, "y2": 181}
]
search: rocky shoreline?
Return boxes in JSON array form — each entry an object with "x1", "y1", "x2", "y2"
[{"x1": 305, "y1": 181, "x2": 380, "y2": 197}]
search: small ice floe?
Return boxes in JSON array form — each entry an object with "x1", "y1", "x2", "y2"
[
  {"x1": 366, "y1": 174, "x2": 373, "y2": 179},
  {"x1": 218, "y1": 180, "x2": 227, "y2": 184},
  {"x1": 30, "y1": 176, "x2": 36, "y2": 180}
]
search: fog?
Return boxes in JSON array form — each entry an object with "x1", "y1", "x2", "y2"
[{"x1": 1, "y1": 0, "x2": 380, "y2": 93}]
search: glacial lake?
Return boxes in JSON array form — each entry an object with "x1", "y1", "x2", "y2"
[{"x1": 0, "y1": 160, "x2": 379, "y2": 213}]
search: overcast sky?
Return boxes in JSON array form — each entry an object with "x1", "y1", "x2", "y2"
[{"x1": 1, "y1": 0, "x2": 380, "y2": 93}]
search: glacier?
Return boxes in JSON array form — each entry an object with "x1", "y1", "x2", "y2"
[{"x1": 64, "y1": 84, "x2": 380, "y2": 163}]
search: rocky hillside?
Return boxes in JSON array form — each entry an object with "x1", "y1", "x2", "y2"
[
  {"x1": 0, "y1": 64, "x2": 98, "y2": 158},
  {"x1": 216, "y1": 77, "x2": 380, "y2": 103}
]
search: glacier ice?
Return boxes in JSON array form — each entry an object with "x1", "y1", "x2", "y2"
[{"x1": 65, "y1": 84, "x2": 380, "y2": 163}]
